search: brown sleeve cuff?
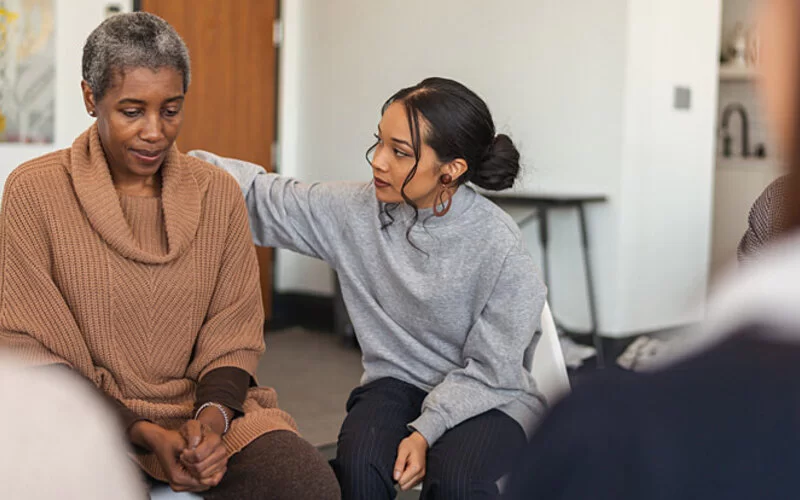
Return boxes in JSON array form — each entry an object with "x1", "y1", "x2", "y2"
[{"x1": 194, "y1": 366, "x2": 253, "y2": 418}]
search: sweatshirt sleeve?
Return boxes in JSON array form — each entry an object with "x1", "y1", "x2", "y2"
[
  {"x1": 408, "y1": 250, "x2": 546, "y2": 445},
  {"x1": 188, "y1": 150, "x2": 356, "y2": 268}
]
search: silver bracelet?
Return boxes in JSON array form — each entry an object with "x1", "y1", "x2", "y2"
[{"x1": 195, "y1": 402, "x2": 230, "y2": 435}]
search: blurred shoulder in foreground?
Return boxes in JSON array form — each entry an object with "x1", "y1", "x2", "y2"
[{"x1": 0, "y1": 355, "x2": 144, "y2": 499}]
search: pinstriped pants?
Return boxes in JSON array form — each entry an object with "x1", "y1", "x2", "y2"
[{"x1": 332, "y1": 377, "x2": 526, "y2": 500}]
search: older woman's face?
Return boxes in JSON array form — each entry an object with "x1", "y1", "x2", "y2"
[{"x1": 82, "y1": 67, "x2": 184, "y2": 182}]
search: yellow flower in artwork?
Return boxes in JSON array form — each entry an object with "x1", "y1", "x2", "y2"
[
  {"x1": 0, "y1": 112, "x2": 6, "y2": 134},
  {"x1": 0, "y1": 8, "x2": 19, "y2": 53}
]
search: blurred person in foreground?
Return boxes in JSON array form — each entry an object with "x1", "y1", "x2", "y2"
[
  {"x1": 0, "y1": 355, "x2": 144, "y2": 499},
  {"x1": 0, "y1": 12, "x2": 338, "y2": 499},
  {"x1": 505, "y1": 0, "x2": 800, "y2": 498}
]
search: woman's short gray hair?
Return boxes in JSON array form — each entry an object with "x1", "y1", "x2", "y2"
[{"x1": 82, "y1": 12, "x2": 190, "y2": 102}]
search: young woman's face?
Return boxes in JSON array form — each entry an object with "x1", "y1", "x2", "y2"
[
  {"x1": 82, "y1": 66, "x2": 185, "y2": 184},
  {"x1": 370, "y1": 101, "x2": 444, "y2": 208}
]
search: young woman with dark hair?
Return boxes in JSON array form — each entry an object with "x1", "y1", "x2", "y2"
[{"x1": 193, "y1": 77, "x2": 547, "y2": 499}]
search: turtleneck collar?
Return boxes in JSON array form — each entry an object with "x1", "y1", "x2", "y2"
[{"x1": 69, "y1": 125, "x2": 200, "y2": 264}]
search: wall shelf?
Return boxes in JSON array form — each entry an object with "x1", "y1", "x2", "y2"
[{"x1": 719, "y1": 65, "x2": 760, "y2": 81}]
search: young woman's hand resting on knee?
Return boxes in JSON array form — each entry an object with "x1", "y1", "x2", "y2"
[{"x1": 394, "y1": 431, "x2": 429, "y2": 491}]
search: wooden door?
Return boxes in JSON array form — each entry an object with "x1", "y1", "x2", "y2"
[{"x1": 139, "y1": 0, "x2": 277, "y2": 321}]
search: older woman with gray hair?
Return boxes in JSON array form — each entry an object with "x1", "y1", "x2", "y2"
[{"x1": 0, "y1": 12, "x2": 339, "y2": 499}]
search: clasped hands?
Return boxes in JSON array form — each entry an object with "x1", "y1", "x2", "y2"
[{"x1": 130, "y1": 408, "x2": 229, "y2": 493}]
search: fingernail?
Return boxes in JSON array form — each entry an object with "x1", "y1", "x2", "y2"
[{"x1": 394, "y1": 471, "x2": 400, "y2": 481}]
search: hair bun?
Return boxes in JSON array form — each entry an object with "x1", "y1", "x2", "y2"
[{"x1": 472, "y1": 134, "x2": 520, "y2": 191}]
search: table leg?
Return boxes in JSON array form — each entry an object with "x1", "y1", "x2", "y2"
[
  {"x1": 578, "y1": 203, "x2": 604, "y2": 368},
  {"x1": 538, "y1": 205, "x2": 551, "y2": 289}
]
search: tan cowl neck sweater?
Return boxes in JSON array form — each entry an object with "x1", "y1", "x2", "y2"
[{"x1": 0, "y1": 125, "x2": 296, "y2": 480}]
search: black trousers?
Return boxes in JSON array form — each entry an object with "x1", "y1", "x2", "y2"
[{"x1": 332, "y1": 377, "x2": 527, "y2": 500}]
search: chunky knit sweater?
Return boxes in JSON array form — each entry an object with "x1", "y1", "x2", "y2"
[{"x1": 0, "y1": 126, "x2": 296, "y2": 481}]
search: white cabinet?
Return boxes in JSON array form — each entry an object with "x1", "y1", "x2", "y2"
[{"x1": 710, "y1": 159, "x2": 782, "y2": 279}]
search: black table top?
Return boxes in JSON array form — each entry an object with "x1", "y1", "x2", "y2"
[{"x1": 484, "y1": 192, "x2": 608, "y2": 205}]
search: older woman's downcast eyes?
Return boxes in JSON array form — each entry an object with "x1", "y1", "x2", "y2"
[{"x1": 162, "y1": 106, "x2": 181, "y2": 118}]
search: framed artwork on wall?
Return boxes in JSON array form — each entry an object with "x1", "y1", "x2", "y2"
[{"x1": 0, "y1": 0, "x2": 55, "y2": 144}]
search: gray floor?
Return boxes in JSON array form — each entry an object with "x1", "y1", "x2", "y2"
[
  {"x1": 258, "y1": 328, "x2": 419, "y2": 499},
  {"x1": 257, "y1": 327, "x2": 362, "y2": 447}
]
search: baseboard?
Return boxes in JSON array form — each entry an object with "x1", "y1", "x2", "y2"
[{"x1": 269, "y1": 292, "x2": 334, "y2": 332}]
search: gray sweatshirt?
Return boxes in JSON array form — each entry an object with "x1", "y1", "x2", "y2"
[{"x1": 189, "y1": 150, "x2": 548, "y2": 445}]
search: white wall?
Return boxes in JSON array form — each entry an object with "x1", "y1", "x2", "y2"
[
  {"x1": 613, "y1": 0, "x2": 721, "y2": 332},
  {"x1": 277, "y1": 0, "x2": 721, "y2": 336},
  {"x1": 275, "y1": 0, "x2": 630, "y2": 314},
  {"x1": 0, "y1": 0, "x2": 133, "y2": 196},
  {"x1": 274, "y1": 0, "x2": 336, "y2": 293}
]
